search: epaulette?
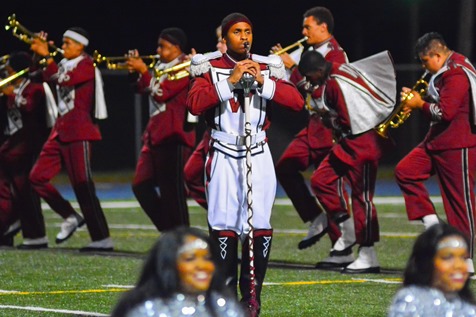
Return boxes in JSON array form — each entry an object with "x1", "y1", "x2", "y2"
[
  {"x1": 190, "y1": 50, "x2": 223, "y2": 77},
  {"x1": 252, "y1": 54, "x2": 285, "y2": 79}
]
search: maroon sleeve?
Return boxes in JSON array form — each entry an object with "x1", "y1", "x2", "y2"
[
  {"x1": 270, "y1": 78, "x2": 305, "y2": 111},
  {"x1": 421, "y1": 68, "x2": 470, "y2": 122},
  {"x1": 186, "y1": 73, "x2": 221, "y2": 116}
]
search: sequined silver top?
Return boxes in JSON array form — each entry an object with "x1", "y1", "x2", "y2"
[
  {"x1": 126, "y1": 292, "x2": 245, "y2": 317},
  {"x1": 388, "y1": 285, "x2": 476, "y2": 317}
]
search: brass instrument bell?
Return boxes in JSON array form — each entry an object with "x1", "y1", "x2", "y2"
[{"x1": 375, "y1": 72, "x2": 430, "y2": 138}]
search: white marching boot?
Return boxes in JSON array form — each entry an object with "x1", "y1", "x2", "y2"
[{"x1": 341, "y1": 246, "x2": 380, "y2": 274}]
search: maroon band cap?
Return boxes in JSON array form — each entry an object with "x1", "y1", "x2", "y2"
[{"x1": 221, "y1": 13, "x2": 253, "y2": 38}]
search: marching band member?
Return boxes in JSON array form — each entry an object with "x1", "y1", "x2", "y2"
[
  {"x1": 395, "y1": 32, "x2": 476, "y2": 274},
  {"x1": 298, "y1": 49, "x2": 396, "y2": 273},
  {"x1": 187, "y1": 13, "x2": 303, "y2": 316},
  {"x1": 0, "y1": 52, "x2": 51, "y2": 248},
  {"x1": 29, "y1": 27, "x2": 112, "y2": 251},
  {"x1": 272, "y1": 6, "x2": 356, "y2": 269},
  {"x1": 127, "y1": 27, "x2": 195, "y2": 231}
]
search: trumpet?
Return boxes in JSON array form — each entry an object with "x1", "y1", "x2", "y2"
[
  {"x1": 155, "y1": 60, "x2": 190, "y2": 80},
  {"x1": 375, "y1": 71, "x2": 430, "y2": 138},
  {"x1": 93, "y1": 50, "x2": 160, "y2": 70},
  {"x1": 5, "y1": 14, "x2": 64, "y2": 56},
  {"x1": 273, "y1": 37, "x2": 308, "y2": 55},
  {"x1": 0, "y1": 67, "x2": 29, "y2": 89}
]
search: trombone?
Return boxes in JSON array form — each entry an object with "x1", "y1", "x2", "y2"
[
  {"x1": 273, "y1": 37, "x2": 308, "y2": 55},
  {"x1": 5, "y1": 14, "x2": 64, "y2": 57},
  {"x1": 93, "y1": 50, "x2": 160, "y2": 70},
  {"x1": 375, "y1": 71, "x2": 431, "y2": 138},
  {"x1": 0, "y1": 67, "x2": 29, "y2": 89}
]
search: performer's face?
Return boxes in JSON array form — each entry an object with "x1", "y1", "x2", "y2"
[
  {"x1": 302, "y1": 16, "x2": 328, "y2": 46},
  {"x1": 157, "y1": 38, "x2": 181, "y2": 63},
  {"x1": 177, "y1": 236, "x2": 215, "y2": 294},
  {"x1": 304, "y1": 70, "x2": 326, "y2": 86},
  {"x1": 62, "y1": 37, "x2": 83, "y2": 60},
  {"x1": 432, "y1": 235, "x2": 470, "y2": 294},
  {"x1": 419, "y1": 52, "x2": 443, "y2": 74},
  {"x1": 224, "y1": 22, "x2": 252, "y2": 59}
]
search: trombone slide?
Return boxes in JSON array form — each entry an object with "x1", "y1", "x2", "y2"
[{"x1": 0, "y1": 67, "x2": 29, "y2": 88}]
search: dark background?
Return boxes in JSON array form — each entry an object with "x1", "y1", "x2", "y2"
[{"x1": 1, "y1": 0, "x2": 475, "y2": 171}]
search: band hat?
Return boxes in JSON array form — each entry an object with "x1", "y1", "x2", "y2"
[
  {"x1": 221, "y1": 12, "x2": 253, "y2": 38},
  {"x1": 63, "y1": 30, "x2": 89, "y2": 46},
  {"x1": 7, "y1": 51, "x2": 32, "y2": 72},
  {"x1": 159, "y1": 27, "x2": 188, "y2": 52}
]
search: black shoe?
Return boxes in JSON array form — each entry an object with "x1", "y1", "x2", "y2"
[
  {"x1": 316, "y1": 260, "x2": 354, "y2": 270},
  {"x1": 3, "y1": 221, "x2": 21, "y2": 239},
  {"x1": 330, "y1": 244, "x2": 355, "y2": 257},
  {"x1": 17, "y1": 243, "x2": 48, "y2": 250},
  {"x1": 341, "y1": 266, "x2": 380, "y2": 274}
]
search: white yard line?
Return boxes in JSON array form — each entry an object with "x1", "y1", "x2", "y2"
[{"x1": 0, "y1": 305, "x2": 108, "y2": 316}]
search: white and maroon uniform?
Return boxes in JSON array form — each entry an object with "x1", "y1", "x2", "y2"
[
  {"x1": 395, "y1": 52, "x2": 476, "y2": 257},
  {"x1": 188, "y1": 51, "x2": 303, "y2": 308},
  {"x1": 132, "y1": 54, "x2": 195, "y2": 231},
  {"x1": 187, "y1": 51, "x2": 303, "y2": 233},
  {"x1": 0, "y1": 79, "x2": 49, "y2": 239},
  {"x1": 276, "y1": 37, "x2": 350, "y2": 243},
  {"x1": 29, "y1": 54, "x2": 111, "y2": 242},
  {"x1": 309, "y1": 51, "x2": 396, "y2": 246}
]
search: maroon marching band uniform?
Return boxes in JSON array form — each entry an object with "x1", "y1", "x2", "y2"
[
  {"x1": 275, "y1": 37, "x2": 351, "y2": 247},
  {"x1": 395, "y1": 52, "x2": 476, "y2": 258},
  {"x1": 307, "y1": 51, "x2": 396, "y2": 272},
  {"x1": 183, "y1": 127, "x2": 210, "y2": 209},
  {"x1": 0, "y1": 78, "x2": 50, "y2": 243},
  {"x1": 131, "y1": 54, "x2": 195, "y2": 231},
  {"x1": 29, "y1": 53, "x2": 111, "y2": 243},
  {"x1": 310, "y1": 65, "x2": 389, "y2": 245}
]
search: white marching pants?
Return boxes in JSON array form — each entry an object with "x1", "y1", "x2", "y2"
[{"x1": 206, "y1": 143, "x2": 276, "y2": 234}]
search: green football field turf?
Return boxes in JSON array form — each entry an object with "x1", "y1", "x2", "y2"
[{"x1": 1, "y1": 198, "x2": 473, "y2": 317}]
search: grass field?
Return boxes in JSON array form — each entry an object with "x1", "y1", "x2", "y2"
[{"x1": 0, "y1": 195, "x2": 471, "y2": 317}]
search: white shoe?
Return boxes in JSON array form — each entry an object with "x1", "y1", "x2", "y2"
[
  {"x1": 79, "y1": 237, "x2": 114, "y2": 252},
  {"x1": 342, "y1": 246, "x2": 380, "y2": 274},
  {"x1": 17, "y1": 236, "x2": 48, "y2": 249},
  {"x1": 467, "y1": 258, "x2": 474, "y2": 275},
  {"x1": 298, "y1": 213, "x2": 328, "y2": 250},
  {"x1": 333, "y1": 217, "x2": 356, "y2": 252},
  {"x1": 316, "y1": 253, "x2": 355, "y2": 270},
  {"x1": 56, "y1": 213, "x2": 85, "y2": 244},
  {"x1": 422, "y1": 214, "x2": 439, "y2": 230}
]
